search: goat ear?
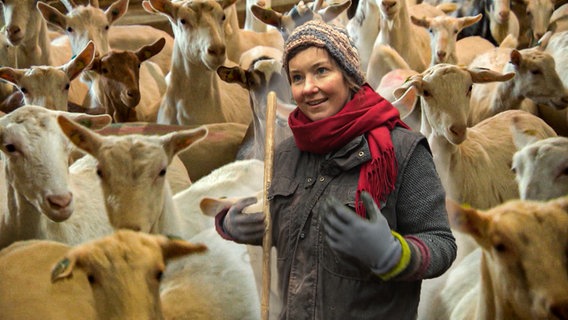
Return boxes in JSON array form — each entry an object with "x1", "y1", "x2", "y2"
[
  {"x1": 459, "y1": 13, "x2": 483, "y2": 29},
  {"x1": 468, "y1": 67, "x2": 515, "y2": 83},
  {"x1": 57, "y1": 115, "x2": 104, "y2": 156},
  {"x1": 51, "y1": 256, "x2": 77, "y2": 282},
  {"x1": 37, "y1": 2, "x2": 68, "y2": 33},
  {"x1": 217, "y1": 66, "x2": 249, "y2": 89},
  {"x1": 251, "y1": 5, "x2": 283, "y2": 28},
  {"x1": 509, "y1": 50, "x2": 522, "y2": 67},
  {"x1": 105, "y1": 0, "x2": 129, "y2": 25},
  {"x1": 136, "y1": 37, "x2": 166, "y2": 62},
  {"x1": 0, "y1": 67, "x2": 24, "y2": 86},
  {"x1": 536, "y1": 31, "x2": 552, "y2": 50},
  {"x1": 159, "y1": 236, "x2": 208, "y2": 261},
  {"x1": 65, "y1": 42, "x2": 95, "y2": 81},
  {"x1": 551, "y1": 195, "x2": 568, "y2": 213},
  {"x1": 410, "y1": 15, "x2": 430, "y2": 28},
  {"x1": 148, "y1": 0, "x2": 177, "y2": 20},
  {"x1": 510, "y1": 115, "x2": 542, "y2": 150},
  {"x1": 218, "y1": 0, "x2": 238, "y2": 9},
  {"x1": 394, "y1": 76, "x2": 423, "y2": 98},
  {"x1": 445, "y1": 198, "x2": 488, "y2": 245},
  {"x1": 318, "y1": 0, "x2": 351, "y2": 22},
  {"x1": 161, "y1": 126, "x2": 208, "y2": 160}
]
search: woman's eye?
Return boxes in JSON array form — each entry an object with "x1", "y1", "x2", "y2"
[
  {"x1": 291, "y1": 74, "x2": 303, "y2": 83},
  {"x1": 316, "y1": 67, "x2": 327, "y2": 75}
]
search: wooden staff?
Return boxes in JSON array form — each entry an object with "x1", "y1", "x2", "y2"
[{"x1": 261, "y1": 91, "x2": 277, "y2": 320}]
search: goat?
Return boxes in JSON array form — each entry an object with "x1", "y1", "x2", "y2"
[
  {"x1": 510, "y1": 118, "x2": 568, "y2": 200},
  {"x1": 143, "y1": 0, "x2": 253, "y2": 126},
  {"x1": 0, "y1": 41, "x2": 95, "y2": 111},
  {"x1": 0, "y1": 229, "x2": 207, "y2": 320}
]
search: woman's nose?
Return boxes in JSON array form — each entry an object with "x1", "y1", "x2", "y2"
[{"x1": 303, "y1": 76, "x2": 319, "y2": 94}]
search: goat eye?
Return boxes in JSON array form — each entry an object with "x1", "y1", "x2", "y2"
[
  {"x1": 180, "y1": 18, "x2": 186, "y2": 25},
  {"x1": 87, "y1": 274, "x2": 96, "y2": 284},
  {"x1": 156, "y1": 270, "x2": 163, "y2": 281},
  {"x1": 96, "y1": 168, "x2": 103, "y2": 178},
  {"x1": 20, "y1": 87, "x2": 27, "y2": 94},
  {"x1": 159, "y1": 168, "x2": 167, "y2": 177},
  {"x1": 422, "y1": 90, "x2": 431, "y2": 97},
  {"x1": 562, "y1": 167, "x2": 568, "y2": 176},
  {"x1": 494, "y1": 243, "x2": 507, "y2": 253},
  {"x1": 530, "y1": 69, "x2": 541, "y2": 75},
  {"x1": 67, "y1": 27, "x2": 73, "y2": 33},
  {"x1": 102, "y1": 68, "x2": 109, "y2": 74},
  {"x1": 222, "y1": 14, "x2": 226, "y2": 21},
  {"x1": 467, "y1": 85, "x2": 472, "y2": 95},
  {"x1": 511, "y1": 166, "x2": 517, "y2": 174},
  {"x1": 64, "y1": 83, "x2": 70, "y2": 90},
  {"x1": 104, "y1": 25, "x2": 109, "y2": 31},
  {"x1": 4, "y1": 144, "x2": 17, "y2": 153}
]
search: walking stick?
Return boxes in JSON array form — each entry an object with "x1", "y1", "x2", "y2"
[{"x1": 261, "y1": 91, "x2": 277, "y2": 320}]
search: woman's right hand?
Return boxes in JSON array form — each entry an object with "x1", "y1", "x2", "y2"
[{"x1": 223, "y1": 197, "x2": 266, "y2": 243}]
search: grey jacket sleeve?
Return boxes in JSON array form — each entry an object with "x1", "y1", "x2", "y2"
[{"x1": 393, "y1": 142, "x2": 457, "y2": 280}]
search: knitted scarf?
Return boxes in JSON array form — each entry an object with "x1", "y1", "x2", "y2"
[{"x1": 288, "y1": 84, "x2": 409, "y2": 217}]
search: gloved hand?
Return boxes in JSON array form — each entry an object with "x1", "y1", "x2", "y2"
[
  {"x1": 223, "y1": 197, "x2": 266, "y2": 244},
  {"x1": 322, "y1": 191, "x2": 403, "y2": 275}
]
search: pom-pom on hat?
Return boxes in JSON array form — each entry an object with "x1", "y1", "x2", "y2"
[{"x1": 282, "y1": 19, "x2": 365, "y2": 86}]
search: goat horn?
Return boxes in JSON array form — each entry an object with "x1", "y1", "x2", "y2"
[
  {"x1": 313, "y1": 0, "x2": 324, "y2": 11},
  {"x1": 90, "y1": 0, "x2": 100, "y2": 8}
]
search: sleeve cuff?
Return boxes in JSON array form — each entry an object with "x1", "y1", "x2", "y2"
[
  {"x1": 214, "y1": 208, "x2": 235, "y2": 241},
  {"x1": 378, "y1": 231, "x2": 412, "y2": 281}
]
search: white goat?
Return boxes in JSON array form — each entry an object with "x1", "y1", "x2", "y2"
[
  {"x1": 373, "y1": 0, "x2": 434, "y2": 74},
  {"x1": 222, "y1": 2, "x2": 284, "y2": 63},
  {"x1": 0, "y1": 105, "x2": 114, "y2": 250},
  {"x1": 250, "y1": 0, "x2": 352, "y2": 40},
  {"x1": 0, "y1": 41, "x2": 95, "y2": 111},
  {"x1": 57, "y1": 117, "x2": 263, "y2": 320},
  {"x1": 468, "y1": 42, "x2": 568, "y2": 126},
  {"x1": 0, "y1": 229, "x2": 207, "y2": 320},
  {"x1": 411, "y1": 14, "x2": 495, "y2": 65},
  {"x1": 434, "y1": 197, "x2": 568, "y2": 320},
  {"x1": 510, "y1": 120, "x2": 568, "y2": 201},
  {"x1": 395, "y1": 64, "x2": 557, "y2": 210},
  {"x1": 347, "y1": 0, "x2": 382, "y2": 71},
  {"x1": 537, "y1": 30, "x2": 568, "y2": 136},
  {"x1": 217, "y1": 47, "x2": 294, "y2": 160},
  {"x1": 143, "y1": 0, "x2": 252, "y2": 126}
]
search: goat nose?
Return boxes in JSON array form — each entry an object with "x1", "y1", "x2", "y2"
[
  {"x1": 126, "y1": 89, "x2": 140, "y2": 100},
  {"x1": 549, "y1": 299, "x2": 568, "y2": 319},
  {"x1": 499, "y1": 10, "x2": 509, "y2": 20},
  {"x1": 207, "y1": 44, "x2": 226, "y2": 56},
  {"x1": 382, "y1": 1, "x2": 395, "y2": 9},
  {"x1": 437, "y1": 51, "x2": 446, "y2": 59},
  {"x1": 47, "y1": 192, "x2": 73, "y2": 209},
  {"x1": 6, "y1": 25, "x2": 20, "y2": 37},
  {"x1": 450, "y1": 124, "x2": 466, "y2": 138}
]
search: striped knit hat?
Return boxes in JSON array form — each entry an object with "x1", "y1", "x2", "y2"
[{"x1": 283, "y1": 20, "x2": 365, "y2": 86}]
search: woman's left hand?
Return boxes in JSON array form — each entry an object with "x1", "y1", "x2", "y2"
[{"x1": 322, "y1": 191, "x2": 402, "y2": 275}]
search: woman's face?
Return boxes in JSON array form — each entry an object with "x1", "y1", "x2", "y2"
[{"x1": 288, "y1": 47, "x2": 351, "y2": 122}]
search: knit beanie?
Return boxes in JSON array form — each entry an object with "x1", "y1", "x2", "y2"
[{"x1": 282, "y1": 20, "x2": 365, "y2": 86}]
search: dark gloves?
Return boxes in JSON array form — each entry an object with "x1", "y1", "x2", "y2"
[
  {"x1": 323, "y1": 191, "x2": 407, "y2": 278},
  {"x1": 222, "y1": 197, "x2": 265, "y2": 244}
]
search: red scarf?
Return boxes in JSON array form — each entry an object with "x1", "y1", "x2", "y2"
[{"x1": 288, "y1": 84, "x2": 409, "y2": 217}]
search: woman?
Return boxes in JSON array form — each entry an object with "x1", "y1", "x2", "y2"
[{"x1": 214, "y1": 20, "x2": 457, "y2": 320}]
